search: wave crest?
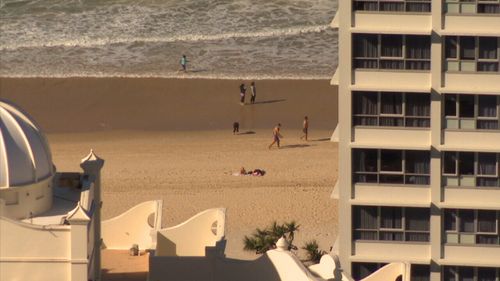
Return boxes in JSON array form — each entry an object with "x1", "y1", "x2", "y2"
[{"x1": 0, "y1": 24, "x2": 330, "y2": 51}]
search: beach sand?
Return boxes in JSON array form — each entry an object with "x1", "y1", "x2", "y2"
[{"x1": 0, "y1": 78, "x2": 338, "y2": 278}]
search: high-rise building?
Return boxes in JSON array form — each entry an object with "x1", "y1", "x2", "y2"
[{"x1": 331, "y1": 1, "x2": 500, "y2": 280}]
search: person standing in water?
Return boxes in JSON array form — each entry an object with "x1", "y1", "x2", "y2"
[
  {"x1": 300, "y1": 116, "x2": 309, "y2": 141},
  {"x1": 239, "y1": 83, "x2": 247, "y2": 105},
  {"x1": 250, "y1": 81, "x2": 257, "y2": 104},
  {"x1": 180, "y1": 55, "x2": 188, "y2": 72},
  {"x1": 268, "y1": 123, "x2": 283, "y2": 149}
]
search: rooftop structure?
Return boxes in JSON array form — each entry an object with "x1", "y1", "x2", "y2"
[
  {"x1": 331, "y1": 1, "x2": 500, "y2": 280},
  {"x1": 0, "y1": 100, "x2": 103, "y2": 281}
]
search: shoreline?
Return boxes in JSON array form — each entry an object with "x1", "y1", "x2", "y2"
[{"x1": 0, "y1": 75, "x2": 333, "y2": 80}]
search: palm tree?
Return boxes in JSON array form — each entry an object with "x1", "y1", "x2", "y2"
[{"x1": 243, "y1": 221, "x2": 300, "y2": 254}]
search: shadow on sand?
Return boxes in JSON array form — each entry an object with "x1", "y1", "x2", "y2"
[
  {"x1": 102, "y1": 269, "x2": 148, "y2": 281},
  {"x1": 311, "y1": 138, "x2": 331, "y2": 142},
  {"x1": 237, "y1": 131, "x2": 256, "y2": 135},
  {"x1": 279, "y1": 144, "x2": 312, "y2": 149},
  {"x1": 251, "y1": 99, "x2": 286, "y2": 105}
]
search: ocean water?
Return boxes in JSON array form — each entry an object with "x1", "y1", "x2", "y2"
[{"x1": 0, "y1": 0, "x2": 338, "y2": 79}]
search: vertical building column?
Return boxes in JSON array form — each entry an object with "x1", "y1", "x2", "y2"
[
  {"x1": 430, "y1": 1, "x2": 444, "y2": 280},
  {"x1": 67, "y1": 204, "x2": 91, "y2": 281},
  {"x1": 80, "y1": 150, "x2": 105, "y2": 281},
  {"x1": 337, "y1": 0, "x2": 354, "y2": 274}
]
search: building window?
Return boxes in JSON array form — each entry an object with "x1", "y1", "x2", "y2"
[
  {"x1": 444, "y1": 94, "x2": 500, "y2": 130},
  {"x1": 442, "y1": 151, "x2": 500, "y2": 188},
  {"x1": 353, "y1": 206, "x2": 430, "y2": 242},
  {"x1": 444, "y1": 0, "x2": 500, "y2": 14},
  {"x1": 444, "y1": 266, "x2": 500, "y2": 281},
  {"x1": 353, "y1": 263, "x2": 430, "y2": 281},
  {"x1": 444, "y1": 209, "x2": 500, "y2": 245},
  {"x1": 354, "y1": 34, "x2": 431, "y2": 70},
  {"x1": 353, "y1": 91, "x2": 430, "y2": 128},
  {"x1": 445, "y1": 36, "x2": 500, "y2": 72},
  {"x1": 353, "y1": 0, "x2": 431, "y2": 12},
  {"x1": 353, "y1": 149, "x2": 430, "y2": 185}
]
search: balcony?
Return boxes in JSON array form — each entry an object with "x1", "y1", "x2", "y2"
[
  {"x1": 443, "y1": 130, "x2": 500, "y2": 150},
  {"x1": 353, "y1": 70, "x2": 431, "y2": 92},
  {"x1": 353, "y1": 183, "x2": 430, "y2": 206},
  {"x1": 442, "y1": 186, "x2": 500, "y2": 209},
  {"x1": 442, "y1": 244, "x2": 500, "y2": 267},
  {"x1": 443, "y1": 10, "x2": 500, "y2": 36},
  {"x1": 353, "y1": 241, "x2": 430, "y2": 263},
  {"x1": 353, "y1": 127, "x2": 430, "y2": 148},
  {"x1": 443, "y1": 72, "x2": 500, "y2": 93},
  {"x1": 353, "y1": 12, "x2": 431, "y2": 34}
]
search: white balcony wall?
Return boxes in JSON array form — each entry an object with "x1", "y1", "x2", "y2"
[
  {"x1": 353, "y1": 127, "x2": 430, "y2": 148},
  {"x1": 353, "y1": 13, "x2": 431, "y2": 34},
  {"x1": 443, "y1": 130, "x2": 500, "y2": 151},
  {"x1": 442, "y1": 245, "x2": 500, "y2": 267},
  {"x1": 444, "y1": 73, "x2": 500, "y2": 94},
  {"x1": 353, "y1": 70, "x2": 431, "y2": 92},
  {"x1": 353, "y1": 241, "x2": 430, "y2": 263},
  {"x1": 443, "y1": 15, "x2": 500, "y2": 36},
  {"x1": 442, "y1": 187, "x2": 500, "y2": 209},
  {"x1": 353, "y1": 184, "x2": 430, "y2": 206}
]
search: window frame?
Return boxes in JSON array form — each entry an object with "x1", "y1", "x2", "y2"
[
  {"x1": 444, "y1": 209, "x2": 500, "y2": 245},
  {"x1": 353, "y1": 34, "x2": 431, "y2": 71},
  {"x1": 353, "y1": 149, "x2": 431, "y2": 185},
  {"x1": 353, "y1": 91, "x2": 431, "y2": 128},
  {"x1": 354, "y1": 206, "x2": 431, "y2": 242},
  {"x1": 443, "y1": 94, "x2": 500, "y2": 130},
  {"x1": 353, "y1": 0, "x2": 432, "y2": 12},
  {"x1": 444, "y1": 0, "x2": 500, "y2": 14},
  {"x1": 442, "y1": 151, "x2": 500, "y2": 188},
  {"x1": 444, "y1": 36, "x2": 500, "y2": 73}
]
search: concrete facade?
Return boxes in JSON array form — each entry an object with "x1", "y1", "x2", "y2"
[{"x1": 332, "y1": 1, "x2": 500, "y2": 280}]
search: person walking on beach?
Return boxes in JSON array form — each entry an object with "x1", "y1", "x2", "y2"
[
  {"x1": 300, "y1": 116, "x2": 309, "y2": 141},
  {"x1": 233, "y1": 121, "x2": 240, "y2": 135},
  {"x1": 268, "y1": 123, "x2": 283, "y2": 149},
  {"x1": 250, "y1": 81, "x2": 257, "y2": 104},
  {"x1": 180, "y1": 55, "x2": 188, "y2": 72},
  {"x1": 239, "y1": 83, "x2": 247, "y2": 105}
]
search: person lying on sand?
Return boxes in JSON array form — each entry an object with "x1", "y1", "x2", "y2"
[{"x1": 231, "y1": 167, "x2": 266, "y2": 176}]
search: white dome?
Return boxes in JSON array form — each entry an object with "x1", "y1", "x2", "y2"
[{"x1": 0, "y1": 100, "x2": 53, "y2": 189}]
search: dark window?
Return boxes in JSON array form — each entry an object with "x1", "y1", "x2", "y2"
[
  {"x1": 354, "y1": 206, "x2": 430, "y2": 242},
  {"x1": 460, "y1": 37, "x2": 476, "y2": 60},
  {"x1": 478, "y1": 267, "x2": 497, "y2": 281},
  {"x1": 445, "y1": 37, "x2": 458, "y2": 59},
  {"x1": 460, "y1": 210, "x2": 475, "y2": 232},
  {"x1": 411, "y1": 265, "x2": 430, "y2": 281},
  {"x1": 353, "y1": 34, "x2": 431, "y2": 70},
  {"x1": 380, "y1": 150, "x2": 402, "y2": 172},
  {"x1": 459, "y1": 95, "x2": 475, "y2": 118},
  {"x1": 479, "y1": 37, "x2": 498, "y2": 59},
  {"x1": 445, "y1": 94, "x2": 457, "y2": 116},
  {"x1": 460, "y1": 267, "x2": 474, "y2": 281},
  {"x1": 459, "y1": 152, "x2": 474, "y2": 175},
  {"x1": 477, "y1": 210, "x2": 497, "y2": 233},
  {"x1": 445, "y1": 210, "x2": 457, "y2": 231},
  {"x1": 443, "y1": 152, "x2": 457, "y2": 174}
]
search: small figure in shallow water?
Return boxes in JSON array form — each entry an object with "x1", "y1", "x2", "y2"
[
  {"x1": 180, "y1": 55, "x2": 188, "y2": 72},
  {"x1": 300, "y1": 116, "x2": 309, "y2": 141},
  {"x1": 250, "y1": 81, "x2": 257, "y2": 104}
]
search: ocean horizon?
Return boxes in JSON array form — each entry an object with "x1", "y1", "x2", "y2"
[{"x1": 0, "y1": 0, "x2": 338, "y2": 79}]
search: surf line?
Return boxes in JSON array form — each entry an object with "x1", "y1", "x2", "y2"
[{"x1": 0, "y1": 24, "x2": 330, "y2": 51}]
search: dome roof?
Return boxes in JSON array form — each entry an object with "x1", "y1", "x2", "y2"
[{"x1": 0, "y1": 100, "x2": 53, "y2": 189}]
